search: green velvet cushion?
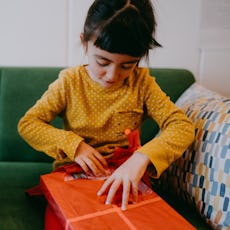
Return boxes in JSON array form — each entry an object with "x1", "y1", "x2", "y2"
[
  {"x1": 0, "y1": 67, "x2": 63, "y2": 162},
  {"x1": 0, "y1": 162, "x2": 52, "y2": 230}
]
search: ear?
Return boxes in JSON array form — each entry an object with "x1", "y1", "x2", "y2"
[{"x1": 80, "y1": 33, "x2": 87, "y2": 53}]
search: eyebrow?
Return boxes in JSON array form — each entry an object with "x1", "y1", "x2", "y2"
[{"x1": 94, "y1": 55, "x2": 139, "y2": 64}]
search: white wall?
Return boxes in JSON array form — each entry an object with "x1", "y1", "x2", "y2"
[
  {"x1": 0, "y1": 0, "x2": 229, "y2": 96},
  {"x1": 150, "y1": 0, "x2": 201, "y2": 76},
  {"x1": 198, "y1": 0, "x2": 230, "y2": 97},
  {"x1": 0, "y1": 0, "x2": 68, "y2": 66}
]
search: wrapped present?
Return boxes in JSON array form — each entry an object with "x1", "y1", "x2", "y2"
[
  {"x1": 31, "y1": 129, "x2": 195, "y2": 229},
  {"x1": 40, "y1": 172, "x2": 195, "y2": 230}
]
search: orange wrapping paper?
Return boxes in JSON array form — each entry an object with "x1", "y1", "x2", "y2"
[{"x1": 40, "y1": 172, "x2": 195, "y2": 230}]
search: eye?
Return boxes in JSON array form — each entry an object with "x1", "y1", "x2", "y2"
[
  {"x1": 96, "y1": 61, "x2": 109, "y2": 67},
  {"x1": 121, "y1": 63, "x2": 137, "y2": 70},
  {"x1": 96, "y1": 59, "x2": 110, "y2": 67}
]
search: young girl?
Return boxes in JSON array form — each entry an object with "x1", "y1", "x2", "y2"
[{"x1": 18, "y1": 0, "x2": 194, "y2": 211}]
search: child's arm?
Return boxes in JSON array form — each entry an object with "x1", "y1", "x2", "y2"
[
  {"x1": 18, "y1": 69, "x2": 83, "y2": 162},
  {"x1": 137, "y1": 73, "x2": 195, "y2": 178}
]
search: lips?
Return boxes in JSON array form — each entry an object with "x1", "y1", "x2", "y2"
[{"x1": 103, "y1": 81, "x2": 117, "y2": 88}]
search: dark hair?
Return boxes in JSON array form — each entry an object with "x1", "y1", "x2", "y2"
[{"x1": 82, "y1": 0, "x2": 161, "y2": 58}]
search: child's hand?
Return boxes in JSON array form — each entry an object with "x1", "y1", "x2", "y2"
[
  {"x1": 97, "y1": 152, "x2": 150, "y2": 210},
  {"x1": 74, "y1": 141, "x2": 108, "y2": 176}
]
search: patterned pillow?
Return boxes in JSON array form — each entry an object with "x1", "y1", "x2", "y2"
[{"x1": 163, "y1": 83, "x2": 230, "y2": 229}]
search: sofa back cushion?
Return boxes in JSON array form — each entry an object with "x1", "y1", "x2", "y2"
[
  {"x1": 0, "y1": 67, "x2": 63, "y2": 162},
  {"x1": 0, "y1": 67, "x2": 195, "y2": 162}
]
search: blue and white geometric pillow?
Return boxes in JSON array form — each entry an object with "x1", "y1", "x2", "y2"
[{"x1": 164, "y1": 84, "x2": 230, "y2": 230}]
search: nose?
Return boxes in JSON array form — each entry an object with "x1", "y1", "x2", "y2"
[{"x1": 106, "y1": 66, "x2": 119, "y2": 82}]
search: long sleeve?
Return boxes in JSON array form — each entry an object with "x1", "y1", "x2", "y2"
[
  {"x1": 136, "y1": 71, "x2": 195, "y2": 178},
  {"x1": 18, "y1": 69, "x2": 84, "y2": 161}
]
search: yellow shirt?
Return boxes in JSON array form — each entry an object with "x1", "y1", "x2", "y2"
[{"x1": 18, "y1": 65, "x2": 194, "y2": 177}]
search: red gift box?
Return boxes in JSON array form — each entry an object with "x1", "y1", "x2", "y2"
[
  {"x1": 39, "y1": 129, "x2": 195, "y2": 229},
  {"x1": 40, "y1": 172, "x2": 195, "y2": 230}
]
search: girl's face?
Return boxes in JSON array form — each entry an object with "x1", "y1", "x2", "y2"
[{"x1": 84, "y1": 41, "x2": 140, "y2": 88}]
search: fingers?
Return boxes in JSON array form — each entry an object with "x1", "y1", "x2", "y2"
[
  {"x1": 131, "y1": 181, "x2": 138, "y2": 204},
  {"x1": 82, "y1": 153, "x2": 107, "y2": 176},
  {"x1": 105, "y1": 178, "x2": 123, "y2": 205},
  {"x1": 84, "y1": 154, "x2": 102, "y2": 175},
  {"x1": 97, "y1": 176, "x2": 138, "y2": 211},
  {"x1": 121, "y1": 178, "x2": 131, "y2": 210},
  {"x1": 74, "y1": 158, "x2": 91, "y2": 174},
  {"x1": 96, "y1": 153, "x2": 148, "y2": 210},
  {"x1": 121, "y1": 180, "x2": 138, "y2": 210},
  {"x1": 97, "y1": 176, "x2": 114, "y2": 197},
  {"x1": 74, "y1": 142, "x2": 108, "y2": 176},
  {"x1": 93, "y1": 151, "x2": 108, "y2": 168}
]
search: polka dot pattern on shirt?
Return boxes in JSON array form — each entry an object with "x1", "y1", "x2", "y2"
[{"x1": 18, "y1": 66, "x2": 194, "y2": 175}]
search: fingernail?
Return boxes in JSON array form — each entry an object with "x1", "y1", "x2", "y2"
[
  {"x1": 105, "y1": 201, "x2": 110, "y2": 205},
  {"x1": 97, "y1": 191, "x2": 101, "y2": 196}
]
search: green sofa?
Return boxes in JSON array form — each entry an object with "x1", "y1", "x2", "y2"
[{"x1": 0, "y1": 67, "x2": 211, "y2": 229}]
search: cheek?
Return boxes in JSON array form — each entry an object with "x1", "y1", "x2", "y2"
[
  {"x1": 90, "y1": 63, "x2": 106, "y2": 79},
  {"x1": 120, "y1": 70, "x2": 132, "y2": 80},
  {"x1": 94, "y1": 68, "x2": 106, "y2": 79}
]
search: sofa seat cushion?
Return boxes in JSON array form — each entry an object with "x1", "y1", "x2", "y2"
[{"x1": 0, "y1": 162, "x2": 52, "y2": 230}]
